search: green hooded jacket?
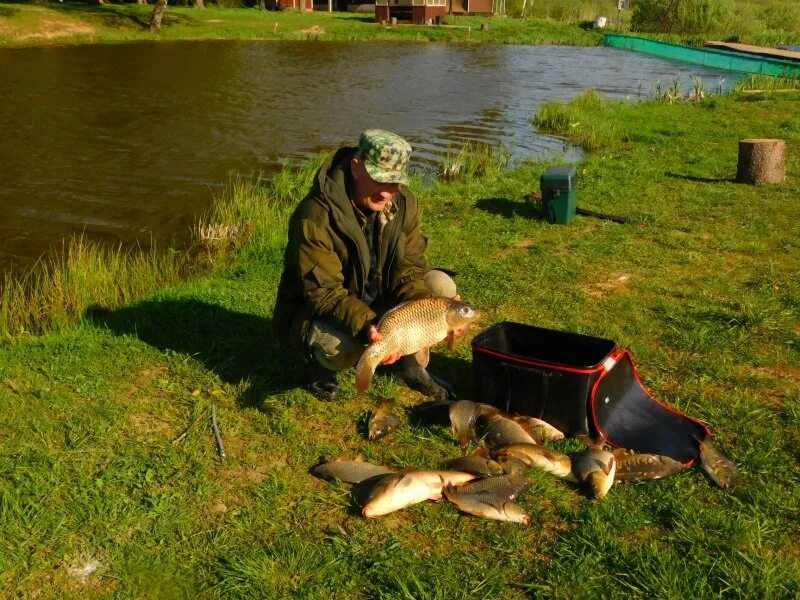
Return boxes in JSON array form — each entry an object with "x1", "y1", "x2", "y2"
[{"x1": 273, "y1": 147, "x2": 430, "y2": 354}]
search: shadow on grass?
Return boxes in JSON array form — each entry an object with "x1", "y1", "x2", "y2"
[
  {"x1": 85, "y1": 298, "x2": 303, "y2": 410},
  {"x1": 474, "y1": 196, "x2": 544, "y2": 221},
  {"x1": 47, "y1": 2, "x2": 197, "y2": 30},
  {"x1": 0, "y1": 5, "x2": 20, "y2": 17},
  {"x1": 665, "y1": 172, "x2": 736, "y2": 183},
  {"x1": 331, "y1": 15, "x2": 375, "y2": 23},
  {"x1": 428, "y1": 351, "x2": 474, "y2": 399}
]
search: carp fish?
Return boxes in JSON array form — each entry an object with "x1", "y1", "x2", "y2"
[
  {"x1": 512, "y1": 416, "x2": 565, "y2": 443},
  {"x1": 361, "y1": 470, "x2": 478, "y2": 518},
  {"x1": 494, "y1": 443, "x2": 572, "y2": 478},
  {"x1": 311, "y1": 455, "x2": 395, "y2": 484},
  {"x1": 355, "y1": 297, "x2": 477, "y2": 393},
  {"x1": 482, "y1": 414, "x2": 538, "y2": 448},
  {"x1": 449, "y1": 400, "x2": 483, "y2": 452},
  {"x1": 614, "y1": 452, "x2": 683, "y2": 483},
  {"x1": 568, "y1": 438, "x2": 616, "y2": 499},
  {"x1": 367, "y1": 398, "x2": 401, "y2": 441},
  {"x1": 443, "y1": 448, "x2": 505, "y2": 477},
  {"x1": 695, "y1": 436, "x2": 738, "y2": 489},
  {"x1": 443, "y1": 484, "x2": 531, "y2": 526},
  {"x1": 457, "y1": 474, "x2": 532, "y2": 502}
]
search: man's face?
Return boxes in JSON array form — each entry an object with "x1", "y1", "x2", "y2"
[{"x1": 351, "y1": 158, "x2": 399, "y2": 213}]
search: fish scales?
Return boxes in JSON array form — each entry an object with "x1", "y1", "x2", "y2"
[
  {"x1": 569, "y1": 447, "x2": 615, "y2": 498},
  {"x1": 494, "y1": 443, "x2": 572, "y2": 477},
  {"x1": 696, "y1": 436, "x2": 738, "y2": 489},
  {"x1": 458, "y1": 475, "x2": 532, "y2": 501},
  {"x1": 355, "y1": 298, "x2": 477, "y2": 393},
  {"x1": 484, "y1": 415, "x2": 538, "y2": 447},
  {"x1": 312, "y1": 460, "x2": 395, "y2": 484},
  {"x1": 443, "y1": 455, "x2": 505, "y2": 477},
  {"x1": 443, "y1": 486, "x2": 530, "y2": 526},
  {"x1": 361, "y1": 470, "x2": 477, "y2": 517},
  {"x1": 615, "y1": 453, "x2": 683, "y2": 482},
  {"x1": 377, "y1": 297, "x2": 450, "y2": 356}
]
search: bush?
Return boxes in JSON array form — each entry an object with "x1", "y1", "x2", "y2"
[
  {"x1": 505, "y1": 0, "x2": 618, "y2": 21},
  {"x1": 631, "y1": 0, "x2": 735, "y2": 34},
  {"x1": 759, "y1": 3, "x2": 800, "y2": 33}
]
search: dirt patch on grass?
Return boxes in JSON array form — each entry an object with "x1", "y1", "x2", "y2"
[
  {"x1": 128, "y1": 411, "x2": 176, "y2": 441},
  {"x1": 745, "y1": 364, "x2": 800, "y2": 384},
  {"x1": 494, "y1": 238, "x2": 535, "y2": 260},
  {"x1": 295, "y1": 25, "x2": 325, "y2": 35},
  {"x1": 582, "y1": 272, "x2": 632, "y2": 298},
  {"x1": 128, "y1": 366, "x2": 168, "y2": 396},
  {"x1": 15, "y1": 19, "x2": 96, "y2": 41}
]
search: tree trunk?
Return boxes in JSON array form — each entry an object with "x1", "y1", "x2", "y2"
[
  {"x1": 149, "y1": 0, "x2": 167, "y2": 32},
  {"x1": 194, "y1": 0, "x2": 205, "y2": 9},
  {"x1": 736, "y1": 139, "x2": 786, "y2": 184},
  {"x1": 137, "y1": 0, "x2": 148, "y2": 5},
  {"x1": 257, "y1": 0, "x2": 265, "y2": 9}
]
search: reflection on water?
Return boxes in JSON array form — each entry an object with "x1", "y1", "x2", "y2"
[{"x1": 0, "y1": 41, "x2": 735, "y2": 270}]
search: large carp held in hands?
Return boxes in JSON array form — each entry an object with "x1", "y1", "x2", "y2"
[{"x1": 355, "y1": 297, "x2": 478, "y2": 393}]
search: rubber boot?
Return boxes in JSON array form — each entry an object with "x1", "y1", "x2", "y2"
[
  {"x1": 391, "y1": 355, "x2": 454, "y2": 402},
  {"x1": 307, "y1": 363, "x2": 339, "y2": 401}
]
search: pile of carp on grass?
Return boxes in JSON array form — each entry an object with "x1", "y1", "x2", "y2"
[
  {"x1": 311, "y1": 297, "x2": 737, "y2": 525},
  {"x1": 311, "y1": 398, "x2": 738, "y2": 526}
]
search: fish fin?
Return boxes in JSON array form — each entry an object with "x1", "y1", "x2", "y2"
[
  {"x1": 479, "y1": 404, "x2": 500, "y2": 417},
  {"x1": 355, "y1": 344, "x2": 383, "y2": 393},
  {"x1": 578, "y1": 434, "x2": 606, "y2": 449},
  {"x1": 414, "y1": 347, "x2": 430, "y2": 368},
  {"x1": 612, "y1": 448, "x2": 627, "y2": 459},
  {"x1": 353, "y1": 453, "x2": 365, "y2": 462},
  {"x1": 332, "y1": 452, "x2": 350, "y2": 462},
  {"x1": 472, "y1": 447, "x2": 490, "y2": 458},
  {"x1": 442, "y1": 483, "x2": 456, "y2": 500},
  {"x1": 446, "y1": 331, "x2": 455, "y2": 351}
]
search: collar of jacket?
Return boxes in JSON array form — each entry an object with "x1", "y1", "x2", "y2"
[{"x1": 314, "y1": 147, "x2": 402, "y2": 292}]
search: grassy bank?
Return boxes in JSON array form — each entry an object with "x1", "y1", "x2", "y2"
[
  {"x1": 0, "y1": 3, "x2": 601, "y2": 47},
  {"x1": 1, "y1": 84, "x2": 799, "y2": 597},
  {"x1": 2, "y1": 0, "x2": 799, "y2": 48}
]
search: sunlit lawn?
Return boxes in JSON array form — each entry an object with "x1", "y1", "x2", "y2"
[{"x1": 0, "y1": 88, "x2": 799, "y2": 597}]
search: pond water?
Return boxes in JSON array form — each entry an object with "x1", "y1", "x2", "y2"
[{"x1": 0, "y1": 40, "x2": 736, "y2": 271}]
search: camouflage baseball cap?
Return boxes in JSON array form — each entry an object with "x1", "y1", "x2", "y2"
[{"x1": 356, "y1": 129, "x2": 412, "y2": 185}]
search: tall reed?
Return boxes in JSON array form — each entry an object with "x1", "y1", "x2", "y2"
[
  {"x1": 1, "y1": 158, "x2": 323, "y2": 339},
  {"x1": 0, "y1": 238, "x2": 186, "y2": 338},
  {"x1": 438, "y1": 142, "x2": 511, "y2": 182},
  {"x1": 533, "y1": 89, "x2": 620, "y2": 151}
]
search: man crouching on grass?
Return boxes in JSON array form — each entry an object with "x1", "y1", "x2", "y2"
[{"x1": 273, "y1": 129, "x2": 464, "y2": 401}]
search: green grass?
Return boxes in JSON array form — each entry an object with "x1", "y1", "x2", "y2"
[
  {"x1": 1, "y1": 90, "x2": 800, "y2": 597},
  {"x1": 0, "y1": 3, "x2": 601, "y2": 47}
]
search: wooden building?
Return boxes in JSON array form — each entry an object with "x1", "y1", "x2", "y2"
[
  {"x1": 276, "y1": 0, "x2": 313, "y2": 10},
  {"x1": 446, "y1": 0, "x2": 493, "y2": 14},
  {"x1": 375, "y1": 0, "x2": 447, "y2": 25}
]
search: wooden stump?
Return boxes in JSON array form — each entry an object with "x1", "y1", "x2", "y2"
[{"x1": 737, "y1": 138, "x2": 786, "y2": 184}]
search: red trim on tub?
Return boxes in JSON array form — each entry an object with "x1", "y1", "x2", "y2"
[{"x1": 471, "y1": 344, "x2": 610, "y2": 375}]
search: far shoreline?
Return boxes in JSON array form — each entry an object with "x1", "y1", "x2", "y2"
[{"x1": 0, "y1": 4, "x2": 603, "y2": 48}]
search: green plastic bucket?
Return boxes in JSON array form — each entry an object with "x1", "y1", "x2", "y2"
[{"x1": 540, "y1": 167, "x2": 578, "y2": 225}]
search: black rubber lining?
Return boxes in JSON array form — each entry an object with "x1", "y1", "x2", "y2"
[{"x1": 592, "y1": 352, "x2": 710, "y2": 464}]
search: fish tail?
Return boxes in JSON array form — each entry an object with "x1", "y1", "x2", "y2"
[{"x1": 355, "y1": 343, "x2": 384, "y2": 393}]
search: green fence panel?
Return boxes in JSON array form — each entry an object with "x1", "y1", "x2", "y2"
[{"x1": 604, "y1": 33, "x2": 800, "y2": 78}]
